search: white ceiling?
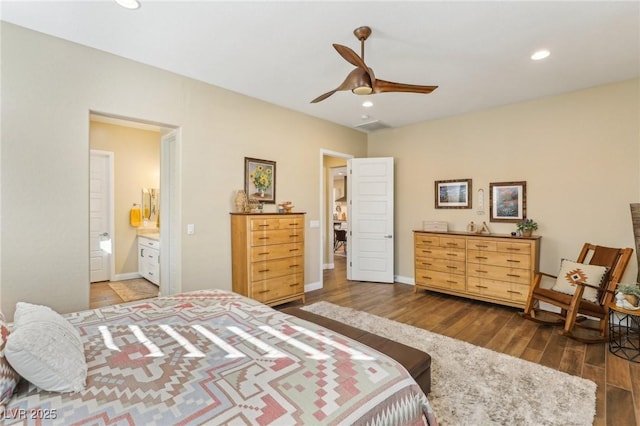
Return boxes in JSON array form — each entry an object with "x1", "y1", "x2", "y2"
[{"x1": 2, "y1": 1, "x2": 639, "y2": 131}]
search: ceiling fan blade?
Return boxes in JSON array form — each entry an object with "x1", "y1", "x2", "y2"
[
  {"x1": 332, "y1": 44, "x2": 375, "y2": 86},
  {"x1": 373, "y1": 79, "x2": 438, "y2": 94},
  {"x1": 311, "y1": 89, "x2": 338, "y2": 103},
  {"x1": 310, "y1": 68, "x2": 369, "y2": 103}
]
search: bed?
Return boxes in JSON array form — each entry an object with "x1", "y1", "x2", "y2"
[{"x1": 2, "y1": 290, "x2": 437, "y2": 425}]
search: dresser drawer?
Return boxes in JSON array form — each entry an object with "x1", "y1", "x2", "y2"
[
  {"x1": 278, "y1": 217, "x2": 304, "y2": 229},
  {"x1": 439, "y1": 236, "x2": 466, "y2": 249},
  {"x1": 415, "y1": 234, "x2": 440, "y2": 247},
  {"x1": 416, "y1": 245, "x2": 465, "y2": 261},
  {"x1": 467, "y1": 239, "x2": 498, "y2": 251},
  {"x1": 251, "y1": 242, "x2": 303, "y2": 262},
  {"x1": 251, "y1": 228, "x2": 304, "y2": 246},
  {"x1": 251, "y1": 256, "x2": 303, "y2": 281},
  {"x1": 496, "y1": 241, "x2": 531, "y2": 255},
  {"x1": 467, "y1": 263, "x2": 531, "y2": 285},
  {"x1": 415, "y1": 268, "x2": 465, "y2": 291},
  {"x1": 251, "y1": 273, "x2": 304, "y2": 303},
  {"x1": 138, "y1": 236, "x2": 159, "y2": 249},
  {"x1": 467, "y1": 250, "x2": 531, "y2": 269},
  {"x1": 467, "y1": 277, "x2": 529, "y2": 302},
  {"x1": 250, "y1": 218, "x2": 281, "y2": 231},
  {"x1": 415, "y1": 257, "x2": 466, "y2": 275}
]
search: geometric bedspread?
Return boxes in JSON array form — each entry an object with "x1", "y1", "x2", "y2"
[{"x1": 5, "y1": 290, "x2": 436, "y2": 425}]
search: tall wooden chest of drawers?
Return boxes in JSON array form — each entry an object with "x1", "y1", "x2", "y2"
[
  {"x1": 414, "y1": 231, "x2": 540, "y2": 308},
  {"x1": 231, "y1": 213, "x2": 305, "y2": 306}
]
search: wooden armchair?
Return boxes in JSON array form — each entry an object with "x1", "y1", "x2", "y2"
[{"x1": 521, "y1": 243, "x2": 633, "y2": 343}]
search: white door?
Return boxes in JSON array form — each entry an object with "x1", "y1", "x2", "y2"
[
  {"x1": 347, "y1": 157, "x2": 394, "y2": 283},
  {"x1": 89, "y1": 150, "x2": 114, "y2": 282}
]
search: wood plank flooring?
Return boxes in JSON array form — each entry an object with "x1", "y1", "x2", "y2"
[
  {"x1": 295, "y1": 258, "x2": 637, "y2": 426},
  {"x1": 90, "y1": 259, "x2": 637, "y2": 425},
  {"x1": 90, "y1": 279, "x2": 158, "y2": 309}
]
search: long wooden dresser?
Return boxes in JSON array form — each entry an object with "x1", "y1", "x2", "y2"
[
  {"x1": 414, "y1": 231, "x2": 541, "y2": 308},
  {"x1": 231, "y1": 213, "x2": 305, "y2": 306}
]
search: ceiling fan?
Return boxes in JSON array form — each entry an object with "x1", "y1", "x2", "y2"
[{"x1": 311, "y1": 26, "x2": 438, "y2": 103}]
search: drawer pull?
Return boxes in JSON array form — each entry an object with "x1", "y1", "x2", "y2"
[
  {"x1": 421, "y1": 262, "x2": 432, "y2": 266},
  {"x1": 475, "y1": 270, "x2": 488, "y2": 274},
  {"x1": 507, "y1": 259, "x2": 521, "y2": 263},
  {"x1": 289, "y1": 283, "x2": 300, "y2": 287},
  {"x1": 446, "y1": 253, "x2": 458, "y2": 257},
  {"x1": 475, "y1": 285, "x2": 489, "y2": 289},
  {"x1": 289, "y1": 264, "x2": 300, "y2": 268},
  {"x1": 259, "y1": 237, "x2": 269, "y2": 240},
  {"x1": 259, "y1": 224, "x2": 269, "y2": 227},
  {"x1": 289, "y1": 248, "x2": 299, "y2": 252},
  {"x1": 446, "y1": 280, "x2": 458, "y2": 284},
  {"x1": 507, "y1": 290, "x2": 522, "y2": 294},
  {"x1": 258, "y1": 269, "x2": 270, "y2": 273},
  {"x1": 258, "y1": 290, "x2": 270, "y2": 294},
  {"x1": 446, "y1": 242, "x2": 458, "y2": 246},
  {"x1": 506, "y1": 248, "x2": 521, "y2": 251},
  {"x1": 421, "y1": 276, "x2": 432, "y2": 280},
  {"x1": 446, "y1": 266, "x2": 458, "y2": 270},
  {"x1": 475, "y1": 256, "x2": 488, "y2": 260},
  {"x1": 289, "y1": 234, "x2": 299, "y2": 238},
  {"x1": 507, "y1": 273, "x2": 521, "y2": 278},
  {"x1": 258, "y1": 252, "x2": 270, "y2": 256},
  {"x1": 475, "y1": 244, "x2": 489, "y2": 248},
  {"x1": 422, "y1": 250, "x2": 432, "y2": 254}
]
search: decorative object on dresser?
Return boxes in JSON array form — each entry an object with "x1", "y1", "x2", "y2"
[
  {"x1": 230, "y1": 213, "x2": 305, "y2": 306},
  {"x1": 423, "y1": 220, "x2": 448, "y2": 232},
  {"x1": 234, "y1": 189, "x2": 248, "y2": 212},
  {"x1": 138, "y1": 235, "x2": 160, "y2": 285},
  {"x1": 521, "y1": 243, "x2": 633, "y2": 343},
  {"x1": 414, "y1": 231, "x2": 540, "y2": 308},
  {"x1": 489, "y1": 181, "x2": 526, "y2": 222},
  {"x1": 516, "y1": 218, "x2": 538, "y2": 237},
  {"x1": 434, "y1": 178, "x2": 472, "y2": 209},
  {"x1": 244, "y1": 157, "x2": 276, "y2": 203}
]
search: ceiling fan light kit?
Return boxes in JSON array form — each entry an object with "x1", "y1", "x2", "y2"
[{"x1": 311, "y1": 26, "x2": 438, "y2": 103}]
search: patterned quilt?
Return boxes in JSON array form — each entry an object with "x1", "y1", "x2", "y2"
[{"x1": 5, "y1": 290, "x2": 436, "y2": 425}]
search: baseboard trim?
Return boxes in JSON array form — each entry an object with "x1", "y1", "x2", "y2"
[
  {"x1": 323, "y1": 263, "x2": 335, "y2": 270},
  {"x1": 112, "y1": 272, "x2": 142, "y2": 281},
  {"x1": 305, "y1": 281, "x2": 322, "y2": 292},
  {"x1": 394, "y1": 275, "x2": 414, "y2": 286}
]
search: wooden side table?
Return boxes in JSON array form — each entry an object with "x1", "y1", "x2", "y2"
[{"x1": 609, "y1": 303, "x2": 640, "y2": 363}]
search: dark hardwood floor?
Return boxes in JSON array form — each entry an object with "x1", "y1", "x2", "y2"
[
  {"x1": 90, "y1": 258, "x2": 638, "y2": 425},
  {"x1": 294, "y1": 257, "x2": 637, "y2": 426}
]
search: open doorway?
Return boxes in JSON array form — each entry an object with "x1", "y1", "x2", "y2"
[
  {"x1": 89, "y1": 113, "x2": 180, "y2": 308},
  {"x1": 320, "y1": 150, "x2": 352, "y2": 290}
]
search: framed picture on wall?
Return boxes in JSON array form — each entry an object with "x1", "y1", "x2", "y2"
[
  {"x1": 435, "y1": 179, "x2": 472, "y2": 209},
  {"x1": 489, "y1": 181, "x2": 526, "y2": 222},
  {"x1": 244, "y1": 157, "x2": 276, "y2": 204}
]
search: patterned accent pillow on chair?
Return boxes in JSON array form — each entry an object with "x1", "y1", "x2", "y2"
[
  {"x1": 551, "y1": 259, "x2": 609, "y2": 303},
  {"x1": 0, "y1": 312, "x2": 20, "y2": 409}
]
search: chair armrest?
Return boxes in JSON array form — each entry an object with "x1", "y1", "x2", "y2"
[{"x1": 537, "y1": 272, "x2": 558, "y2": 279}]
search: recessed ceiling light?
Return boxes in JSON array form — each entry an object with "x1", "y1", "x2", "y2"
[
  {"x1": 362, "y1": 101, "x2": 373, "y2": 108},
  {"x1": 115, "y1": 0, "x2": 141, "y2": 9},
  {"x1": 531, "y1": 49, "x2": 550, "y2": 61}
]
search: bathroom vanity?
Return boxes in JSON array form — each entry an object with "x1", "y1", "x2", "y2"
[{"x1": 138, "y1": 234, "x2": 160, "y2": 285}]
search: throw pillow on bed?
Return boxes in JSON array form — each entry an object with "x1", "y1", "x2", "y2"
[
  {"x1": 5, "y1": 302, "x2": 86, "y2": 393},
  {"x1": 0, "y1": 312, "x2": 20, "y2": 407},
  {"x1": 551, "y1": 259, "x2": 609, "y2": 303}
]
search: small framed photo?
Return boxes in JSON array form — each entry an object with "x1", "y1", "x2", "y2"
[
  {"x1": 244, "y1": 157, "x2": 276, "y2": 204},
  {"x1": 435, "y1": 179, "x2": 472, "y2": 209},
  {"x1": 490, "y1": 181, "x2": 526, "y2": 222}
]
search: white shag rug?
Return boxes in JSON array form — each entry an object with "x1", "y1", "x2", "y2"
[{"x1": 302, "y1": 301, "x2": 596, "y2": 426}]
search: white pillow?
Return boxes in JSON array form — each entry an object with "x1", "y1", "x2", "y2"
[
  {"x1": 551, "y1": 259, "x2": 609, "y2": 303},
  {"x1": 5, "y1": 302, "x2": 86, "y2": 393}
]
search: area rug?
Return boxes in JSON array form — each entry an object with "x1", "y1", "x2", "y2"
[
  {"x1": 302, "y1": 302, "x2": 597, "y2": 426},
  {"x1": 108, "y1": 279, "x2": 159, "y2": 302}
]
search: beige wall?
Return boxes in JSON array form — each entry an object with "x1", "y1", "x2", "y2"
[
  {"x1": 368, "y1": 79, "x2": 640, "y2": 283},
  {"x1": 90, "y1": 121, "x2": 161, "y2": 276},
  {"x1": 0, "y1": 23, "x2": 367, "y2": 319}
]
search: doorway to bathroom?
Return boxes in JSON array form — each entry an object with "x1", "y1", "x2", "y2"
[{"x1": 88, "y1": 112, "x2": 181, "y2": 307}]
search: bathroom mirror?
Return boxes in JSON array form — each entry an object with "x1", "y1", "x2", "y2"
[{"x1": 142, "y1": 188, "x2": 159, "y2": 223}]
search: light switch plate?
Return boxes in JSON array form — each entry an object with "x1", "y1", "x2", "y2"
[
  {"x1": 187, "y1": 224, "x2": 195, "y2": 235},
  {"x1": 309, "y1": 220, "x2": 320, "y2": 229}
]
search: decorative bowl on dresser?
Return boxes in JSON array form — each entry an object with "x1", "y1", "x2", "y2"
[
  {"x1": 414, "y1": 231, "x2": 541, "y2": 308},
  {"x1": 230, "y1": 213, "x2": 306, "y2": 306}
]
